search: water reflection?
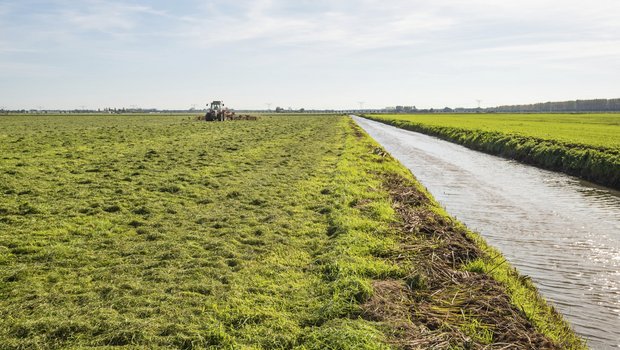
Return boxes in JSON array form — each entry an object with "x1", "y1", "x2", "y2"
[{"x1": 354, "y1": 116, "x2": 620, "y2": 350}]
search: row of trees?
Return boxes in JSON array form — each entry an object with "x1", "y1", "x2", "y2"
[
  {"x1": 489, "y1": 98, "x2": 620, "y2": 113},
  {"x1": 4, "y1": 98, "x2": 619, "y2": 115},
  {"x1": 388, "y1": 106, "x2": 417, "y2": 113},
  {"x1": 274, "y1": 107, "x2": 305, "y2": 113},
  {"x1": 381, "y1": 99, "x2": 620, "y2": 114}
]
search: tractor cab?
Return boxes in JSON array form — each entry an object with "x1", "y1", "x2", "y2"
[
  {"x1": 205, "y1": 100, "x2": 225, "y2": 121},
  {"x1": 210, "y1": 101, "x2": 223, "y2": 110}
]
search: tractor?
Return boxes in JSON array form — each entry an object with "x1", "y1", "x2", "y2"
[{"x1": 204, "y1": 101, "x2": 235, "y2": 121}]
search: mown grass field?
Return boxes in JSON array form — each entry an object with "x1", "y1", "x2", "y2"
[
  {"x1": 366, "y1": 113, "x2": 620, "y2": 189},
  {"x1": 0, "y1": 114, "x2": 584, "y2": 349}
]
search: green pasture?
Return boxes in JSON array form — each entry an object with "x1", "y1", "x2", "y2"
[
  {"x1": 0, "y1": 114, "x2": 388, "y2": 348},
  {"x1": 373, "y1": 114, "x2": 620, "y2": 149},
  {"x1": 0, "y1": 114, "x2": 583, "y2": 349},
  {"x1": 371, "y1": 113, "x2": 620, "y2": 150}
]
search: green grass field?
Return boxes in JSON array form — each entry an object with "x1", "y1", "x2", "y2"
[
  {"x1": 366, "y1": 113, "x2": 620, "y2": 189},
  {"x1": 0, "y1": 114, "x2": 583, "y2": 349},
  {"x1": 372, "y1": 114, "x2": 620, "y2": 149}
]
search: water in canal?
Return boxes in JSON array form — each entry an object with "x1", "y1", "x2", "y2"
[{"x1": 353, "y1": 116, "x2": 620, "y2": 349}]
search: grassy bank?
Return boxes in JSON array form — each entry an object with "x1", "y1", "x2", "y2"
[
  {"x1": 0, "y1": 114, "x2": 583, "y2": 348},
  {"x1": 364, "y1": 113, "x2": 620, "y2": 189}
]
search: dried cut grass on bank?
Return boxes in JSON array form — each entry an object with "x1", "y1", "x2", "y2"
[{"x1": 363, "y1": 175, "x2": 557, "y2": 349}]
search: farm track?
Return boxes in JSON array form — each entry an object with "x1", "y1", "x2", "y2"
[{"x1": 0, "y1": 114, "x2": 583, "y2": 349}]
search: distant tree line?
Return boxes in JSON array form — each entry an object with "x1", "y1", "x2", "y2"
[
  {"x1": 273, "y1": 107, "x2": 306, "y2": 113},
  {"x1": 3, "y1": 98, "x2": 619, "y2": 115},
  {"x1": 488, "y1": 98, "x2": 620, "y2": 113},
  {"x1": 383, "y1": 99, "x2": 620, "y2": 114},
  {"x1": 390, "y1": 106, "x2": 417, "y2": 113}
]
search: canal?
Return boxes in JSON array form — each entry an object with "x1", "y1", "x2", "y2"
[{"x1": 353, "y1": 116, "x2": 620, "y2": 349}]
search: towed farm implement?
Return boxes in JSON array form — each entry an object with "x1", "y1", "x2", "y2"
[{"x1": 201, "y1": 101, "x2": 257, "y2": 121}]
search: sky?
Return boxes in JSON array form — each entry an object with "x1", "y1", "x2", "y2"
[{"x1": 0, "y1": 0, "x2": 619, "y2": 110}]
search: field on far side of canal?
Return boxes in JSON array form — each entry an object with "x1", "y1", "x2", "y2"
[
  {"x1": 0, "y1": 114, "x2": 584, "y2": 348},
  {"x1": 365, "y1": 113, "x2": 620, "y2": 189}
]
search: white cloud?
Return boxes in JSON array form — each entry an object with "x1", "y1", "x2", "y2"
[
  {"x1": 168, "y1": 0, "x2": 620, "y2": 61},
  {"x1": 0, "y1": 60, "x2": 62, "y2": 78},
  {"x1": 474, "y1": 41, "x2": 620, "y2": 60},
  {"x1": 0, "y1": 3, "x2": 9, "y2": 16},
  {"x1": 0, "y1": 44, "x2": 38, "y2": 54},
  {"x1": 176, "y1": 0, "x2": 455, "y2": 50},
  {"x1": 58, "y1": 1, "x2": 167, "y2": 33}
]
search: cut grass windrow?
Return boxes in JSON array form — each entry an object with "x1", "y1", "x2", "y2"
[
  {"x1": 363, "y1": 114, "x2": 620, "y2": 190},
  {"x1": 0, "y1": 114, "x2": 584, "y2": 349}
]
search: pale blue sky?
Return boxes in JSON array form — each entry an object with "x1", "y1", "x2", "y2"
[{"x1": 1, "y1": 0, "x2": 619, "y2": 110}]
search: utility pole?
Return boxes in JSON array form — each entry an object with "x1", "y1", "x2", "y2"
[
  {"x1": 266, "y1": 103, "x2": 272, "y2": 111},
  {"x1": 476, "y1": 99, "x2": 482, "y2": 109},
  {"x1": 358, "y1": 101, "x2": 365, "y2": 111}
]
